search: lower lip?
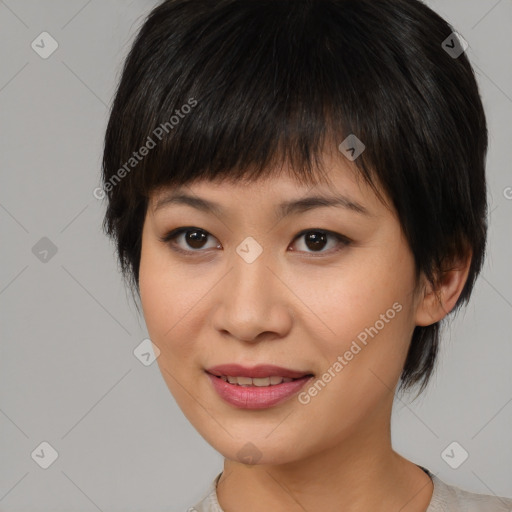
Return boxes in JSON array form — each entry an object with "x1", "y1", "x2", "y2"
[{"x1": 206, "y1": 372, "x2": 313, "y2": 409}]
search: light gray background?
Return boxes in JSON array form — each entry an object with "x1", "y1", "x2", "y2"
[{"x1": 0, "y1": 1, "x2": 511, "y2": 511}]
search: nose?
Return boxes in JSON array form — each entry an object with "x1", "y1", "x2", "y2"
[{"x1": 211, "y1": 247, "x2": 293, "y2": 343}]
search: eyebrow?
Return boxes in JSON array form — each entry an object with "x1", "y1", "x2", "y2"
[{"x1": 153, "y1": 191, "x2": 371, "y2": 218}]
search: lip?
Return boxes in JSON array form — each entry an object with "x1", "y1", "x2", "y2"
[
  {"x1": 206, "y1": 364, "x2": 312, "y2": 379},
  {"x1": 205, "y1": 364, "x2": 314, "y2": 409}
]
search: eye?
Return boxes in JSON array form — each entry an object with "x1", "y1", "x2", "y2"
[
  {"x1": 290, "y1": 229, "x2": 351, "y2": 255},
  {"x1": 159, "y1": 227, "x2": 220, "y2": 254},
  {"x1": 159, "y1": 227, "x2": 351, "y2": 256}
]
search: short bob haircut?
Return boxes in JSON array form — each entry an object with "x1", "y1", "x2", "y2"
[{"x1": 101, "y1": 0, "x2": 488, "y2": 396}]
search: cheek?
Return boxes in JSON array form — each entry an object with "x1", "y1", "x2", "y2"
[
  {"x1": 295, "y1": 242, "x2": 416, "y2": 339},
  {"x1": 292, "y1": 268, "x2": 414, "y2": 445},
  {"x1": 139, "y1": 235, "x2": 187, "y2": 355},
  {"x1": 139, "y1": 241, "x2": 168, "y2": 338},
  {"x1": 139, "y1": 244, "x2": 207, "y2": 415},
  {"x1": 291, "y1": 242, "x2": 418, "y2": 405},
  {"x1": 139, "y1": 237, "x2": 216, "y2": 367}
]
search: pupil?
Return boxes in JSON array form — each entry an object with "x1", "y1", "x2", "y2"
[
  {"x1": 305, "y1": 231, "x2": 326, "y2": 251},
  {"x1": 186, "y1": 230, "x2": 207, "y2": 249}
]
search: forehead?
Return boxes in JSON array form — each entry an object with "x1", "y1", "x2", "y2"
[{"x1": 149, "y1": 151, "x2": 387, "y2": 215}]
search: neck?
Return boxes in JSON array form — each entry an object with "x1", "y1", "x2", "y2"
[{"x1": 216, "y1": 396, "x2": 433, "y2": 512}]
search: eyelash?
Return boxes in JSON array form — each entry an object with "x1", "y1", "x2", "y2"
[{"x1": 159, "y1": 226, "x2": 351, "y2": 257}]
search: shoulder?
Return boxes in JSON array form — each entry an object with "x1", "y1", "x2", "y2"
[
  {"x1": 428, "y1": 472, "x2": 512, "y2": 512},
  {"x1": 187, "y1": 473, "x2": 223, "y2": 512}
]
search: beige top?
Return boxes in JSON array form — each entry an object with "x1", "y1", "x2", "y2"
[{"x1": 190, "y1": 466, "x2": 512, "y2": 511}]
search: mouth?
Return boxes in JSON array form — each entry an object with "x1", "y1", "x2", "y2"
[
  {"x1": 207, "y1": 374, "x2": 313, "y2": 387},
  {"x1": 205, "y1": 364, "x2": 315, "y2": 409}
]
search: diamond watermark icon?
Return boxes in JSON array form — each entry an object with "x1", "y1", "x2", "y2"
[
  {"x1": 32, "y1": 237, "x2": 58, "y2": 263},
  {"x1": 338, "y1": 134, "x2": 366, "y2": 161},
  {"x1": 441, "y1": 441, "x2": 469, "y2": 469},
  {"x1": 442, "y1": 32, "x2": 468, "y2": 59},
  {"x1": 236, "y1": 237, "x2": 263, "y2": 264},
  {"x1": 134, "y1": 338, "x2": 161, "y2": 366},
  {"x1": 236, "y1": 442, "x2": 262, "y2": 465},
  {"x1": 31, "y1": 441, "x2": 59, "y2": 469},
  {"x1": 31, "y1": 32, "x2": 59, "y2": 59}
]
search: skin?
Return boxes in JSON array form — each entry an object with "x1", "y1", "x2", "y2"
[{"x1": 139, "y1": 148, "x2": 470, "y2": 512}]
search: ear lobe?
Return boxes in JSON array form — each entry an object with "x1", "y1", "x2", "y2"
[{"x1": 415, "y1": 253, "x2": 472, "y2": 327}]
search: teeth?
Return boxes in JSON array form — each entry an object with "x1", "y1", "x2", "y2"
[
  {"x1": 252, "y1": 377, "x2": 270, "y2": 387},
  {"x1": 220, "y1": 375, "x2": 296, "y2": 386},
  {"x1": 237, "y1": 376, "x2": 253, "y2": 386}
]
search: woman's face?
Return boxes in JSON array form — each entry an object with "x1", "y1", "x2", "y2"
[{"x1": 139, "y1": 153, "x2": 425, "y2": 465}]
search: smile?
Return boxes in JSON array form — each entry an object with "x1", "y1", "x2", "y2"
[
  {"x1": 215, "y1": 375, "x2": 300, "y2": 386},
  {"x1": 205, "y1": 370, "x2": 314, "y2": 409}
]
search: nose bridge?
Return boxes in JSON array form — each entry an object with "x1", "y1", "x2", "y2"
[
  {"x1": 230, "y1": 235, "x2": 274, "y2": 308},
  {"x1": 212, "y1": 236, "x2": 291, "y2": 341}
]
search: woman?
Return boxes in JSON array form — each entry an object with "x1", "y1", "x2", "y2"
[{"x1": 101, "y1": 0, "x2": 512, "y2": 510}]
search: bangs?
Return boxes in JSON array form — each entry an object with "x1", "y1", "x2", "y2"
[{"x1": 103, "y1": 0, "x2": 420, "y2": 198}]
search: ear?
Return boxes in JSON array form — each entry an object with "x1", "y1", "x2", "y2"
[{"x1": 414, "y1": 252, "x2": 472, "y2": 327}]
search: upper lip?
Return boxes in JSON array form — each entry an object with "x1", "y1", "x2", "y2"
[{"x1": 206, "y1": 364, "x2": 313, "y2": 379}]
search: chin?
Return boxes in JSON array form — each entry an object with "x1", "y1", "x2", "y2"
[{"x1": 198, "y1": 429, "x2": 307, "y2": 467}]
